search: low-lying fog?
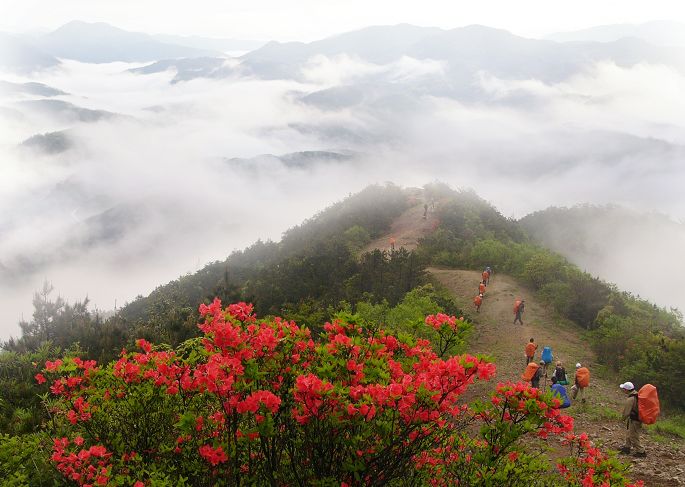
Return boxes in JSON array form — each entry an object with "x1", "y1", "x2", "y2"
[{"x1": 2, "y1": 38, "x2": 684, "y2": 338}]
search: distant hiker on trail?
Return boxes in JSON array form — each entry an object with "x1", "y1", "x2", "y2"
[
  {"x1": 618, "y1": 382, "x2": 646, "y2": 457},
  {"x1": 482, "y1": 270, "x2": 490, "y2": 286},
  {"x1": 525, "y1": 338, "x2": 537, "y2": 365},
  {"x1": 552, "y1": 361, "x2": 568, "y2": 385},
  {"x1": 423, "y1": 203, "x2": 428, "y2": 219},
  {"x1": 474, "y1": 294, "x2": 483, "y2": 313},
  {"x1": 550, "y1": 377, "x2": 571, "y2": 409},
  {"x1": 531, "y1": 361, "x2": 545, "y2": 388},
  {"x1": 389, "y1": 237, "x2": 396, "y2": 252},
  {"x1": 571, "y1": 363, "x2": 590, "y2": 402},
  {"x1": 485, "y1": 266, "x2": 493, "y2": 279},
  {"x1": 513, "y1": 299, "x2": 525, "y2": 325},
  {"x1": 479, "y1": 281, "x2": 486, "y2": 295}
]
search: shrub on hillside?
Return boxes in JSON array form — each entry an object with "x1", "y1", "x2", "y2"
[{"x1": 36, "y1": 300, "x2": 641, "y2": 486}]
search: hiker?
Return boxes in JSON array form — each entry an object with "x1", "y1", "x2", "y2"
[
  {"x1": 513, "y1": 299, "x2": 525, "y2": 325},
  {"x1": 485, "y1": 266, "x2": 493, "y2": 280},
  {"x1": 571, "y1": 363, "x2": 590, "y2": 402},
  {"x1": 474, "y1": 294, "x2": 483, "y2": 313},
  {"x1": 550, "y1": 377, "x2": 571, "y2": 408},
  {"x1": 541, "y1": 346, "x2": 553, "y2": 377},
  {"x1": 479, "y1": 281, "x2": 486, "y2": 295},
  {"x1": 389, "y1": 237, "x2": 396, "y2": 252},
  {"x1": 552, "y1": 361, "x2": 568, "y2": 385},
  {"x1": 525, "y1": 338, "x2": 537, "y2": 365},
  {"x1": 531, "y1": 360, "x2": 545, "y2": 388},
  {"x1": 423, "y1": 203, "x2": 428, "y2": 219},
  {"x1": 618, "y1": 382, "x2": 646, "y2": 457},
  {"x1": 522, "y1": 361, "x2": 540, "y2": 387},
  {"x1": 482, "y1": 270, "x2": 490, "y2": 286}
]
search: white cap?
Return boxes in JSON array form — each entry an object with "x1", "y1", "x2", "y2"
[
  {"x1": 575, "y1": 363, "x2": 581, "y2": 368},
  {"x1": 619, "y1": 382, "x2": 635, "y2": 391}
]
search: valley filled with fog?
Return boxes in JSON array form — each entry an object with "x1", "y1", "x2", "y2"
[{"x1": 2, "y1": 20, "x2": 685, "y2": 338}]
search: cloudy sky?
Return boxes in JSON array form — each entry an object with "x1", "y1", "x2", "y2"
[
  {"x1": 1, "y1": 2, "x2": 685, "y2": 339},
  {"x1": 3, "y1": 0, "x2": 685, "y2": 40}
]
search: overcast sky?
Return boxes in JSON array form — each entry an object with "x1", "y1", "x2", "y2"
[{"x1": 3, "y1": 0, "x2": 685, "y2": 40}]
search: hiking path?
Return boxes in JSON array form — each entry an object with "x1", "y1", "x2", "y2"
[{"x1": 368, "y1": 196, "x2": 685, "y2": 486}]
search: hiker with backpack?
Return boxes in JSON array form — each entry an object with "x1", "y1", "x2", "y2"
[
  {"x1": 474, "y1": 294, "x2": 483, "y2": 313},
  {"x1": 531, "y1": 360, "x2": 545, "y2": 388},
  {"x1": 552, "y1": 361, "x2": 568, "y2": 385},
  {"x1": 513, "y1": 299, "x2": 525, "y2": 325},
  {"x1": 485, "y1": 266, "x2": 493, "y2": 281},
  {"x1": 618, "y1": 381, "x2": 659, "y2": 457},
  {"x1": 482, "y1": 269, "x2": 490, "y2": 286},
  {"x1": 618, "y1": 382, "x2": 647, "y2": 457},
  {"x1": 571, "y1": 363, "x2": 590, "y2": 402},
  {"x1": 522, "y1": 361, "x2": 540, "y2": 388},
  {"x1": 541, "y1": 346, "x2": 553, "y2": 372},
  {"x1": 525, "y1": 338, "x2": 537, "y2": 365},
  {"x1": 550, "y1": 376, "x2": 571, "y2": 409},
  {"x1": 479, "y1": 281, "x2": 486, "y2": 296}
]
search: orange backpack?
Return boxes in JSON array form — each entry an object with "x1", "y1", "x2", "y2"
[
  {"x1": 474, "y1": 295, "x2": 482, "y2": 306},
  {"x1": 513, "y1": 300, "x2": 522, "y2": 314},
  {"x1": 522, "y1": 362, "x2": 539, "y2": 381},
  {"x1": 637, "y1": 384, "x2": 660, "y2": 424},
  {"x1": 575, "y1": 367, "x2": 590, "y2": 388},
  {"x1": 525, "y1": 343, "x2": 537, "y2": 357}
]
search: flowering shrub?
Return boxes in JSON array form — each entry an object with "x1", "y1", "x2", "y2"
[{"x1": 38, "y1": 300, "x2": 639, "y2": 486}]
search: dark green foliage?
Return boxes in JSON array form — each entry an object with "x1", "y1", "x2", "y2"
[
  {"x1": 0, "y1": 432, "x2": 61, "y2": 485},
  {"x1": 0, "y1": 344, "x2": 64, "y2": 437}
]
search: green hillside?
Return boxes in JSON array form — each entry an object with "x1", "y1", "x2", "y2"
[{"x1": 2, "y1": 182, "x2": 683, "y2": 485}]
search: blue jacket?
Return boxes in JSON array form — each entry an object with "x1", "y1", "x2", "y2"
[{"x1": 551, "y1": 384, "x2": 571, "y2": 408}]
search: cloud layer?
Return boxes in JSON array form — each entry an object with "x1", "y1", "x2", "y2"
[{"x1": 1, "y1": 51, "x2": 684, "y2": 338}]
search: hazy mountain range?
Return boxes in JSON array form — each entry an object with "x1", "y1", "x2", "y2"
[
  {"x1": 127, "y1": 23, "x2": 685, "y2": 106},
  {"x1": 548, "y1": 20, "x2": 685, "y2": 47},
  {"x1": 0, "y1": 20, "x2": 263, "y2": 70}
]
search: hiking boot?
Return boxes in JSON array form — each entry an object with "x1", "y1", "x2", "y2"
[
  {"x1": 632, "y1": 451, "x2": 646, "y2": 458},
  {"x1": 618, "y1": 446, "x2": 631, "y2": 455}
]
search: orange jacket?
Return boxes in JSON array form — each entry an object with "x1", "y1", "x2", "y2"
[
  {"x1": 482, "y1": 271, "x2": 489, "y2": 281},
  {"x1": 474, "y1": 295, "x2": 483, "y2": 307},
  {"x1": 479, "y1": 283, "x2": 486, "y2": 294},
  {"x1": 525, "y1": 342, "x2": 537, "y2": 358}
]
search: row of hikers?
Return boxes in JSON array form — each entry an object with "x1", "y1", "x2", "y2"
[
  {"x1": 470, "y1": 266, "x2": 660, "y2": 457},
  {"x1": 523, "y1": 338, "x2": 659, "y2": 457},
  {"x1": 472, "y1": 266, "x2": 527, "y2": 327},
  {"x1": 472, "y1": 266, "x2": 492, "y2": 312}
]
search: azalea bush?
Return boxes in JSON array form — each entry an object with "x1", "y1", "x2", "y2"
[{"x1": 37, "y1": 300, "x2": 640, "y2": 486}]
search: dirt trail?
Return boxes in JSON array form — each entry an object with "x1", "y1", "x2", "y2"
[
  {"x1": 428, "y1": 268, "x2": 594, "y2": 382},
  {"x1": 364, "y1": 192, "x2": 684, "y2": 486},
  {"x1": 428, "y1": 267, "x2": 685, "y2": 487},
  {"x1": 363, "y1": 200, "x2": 438, "y2": 253}
]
